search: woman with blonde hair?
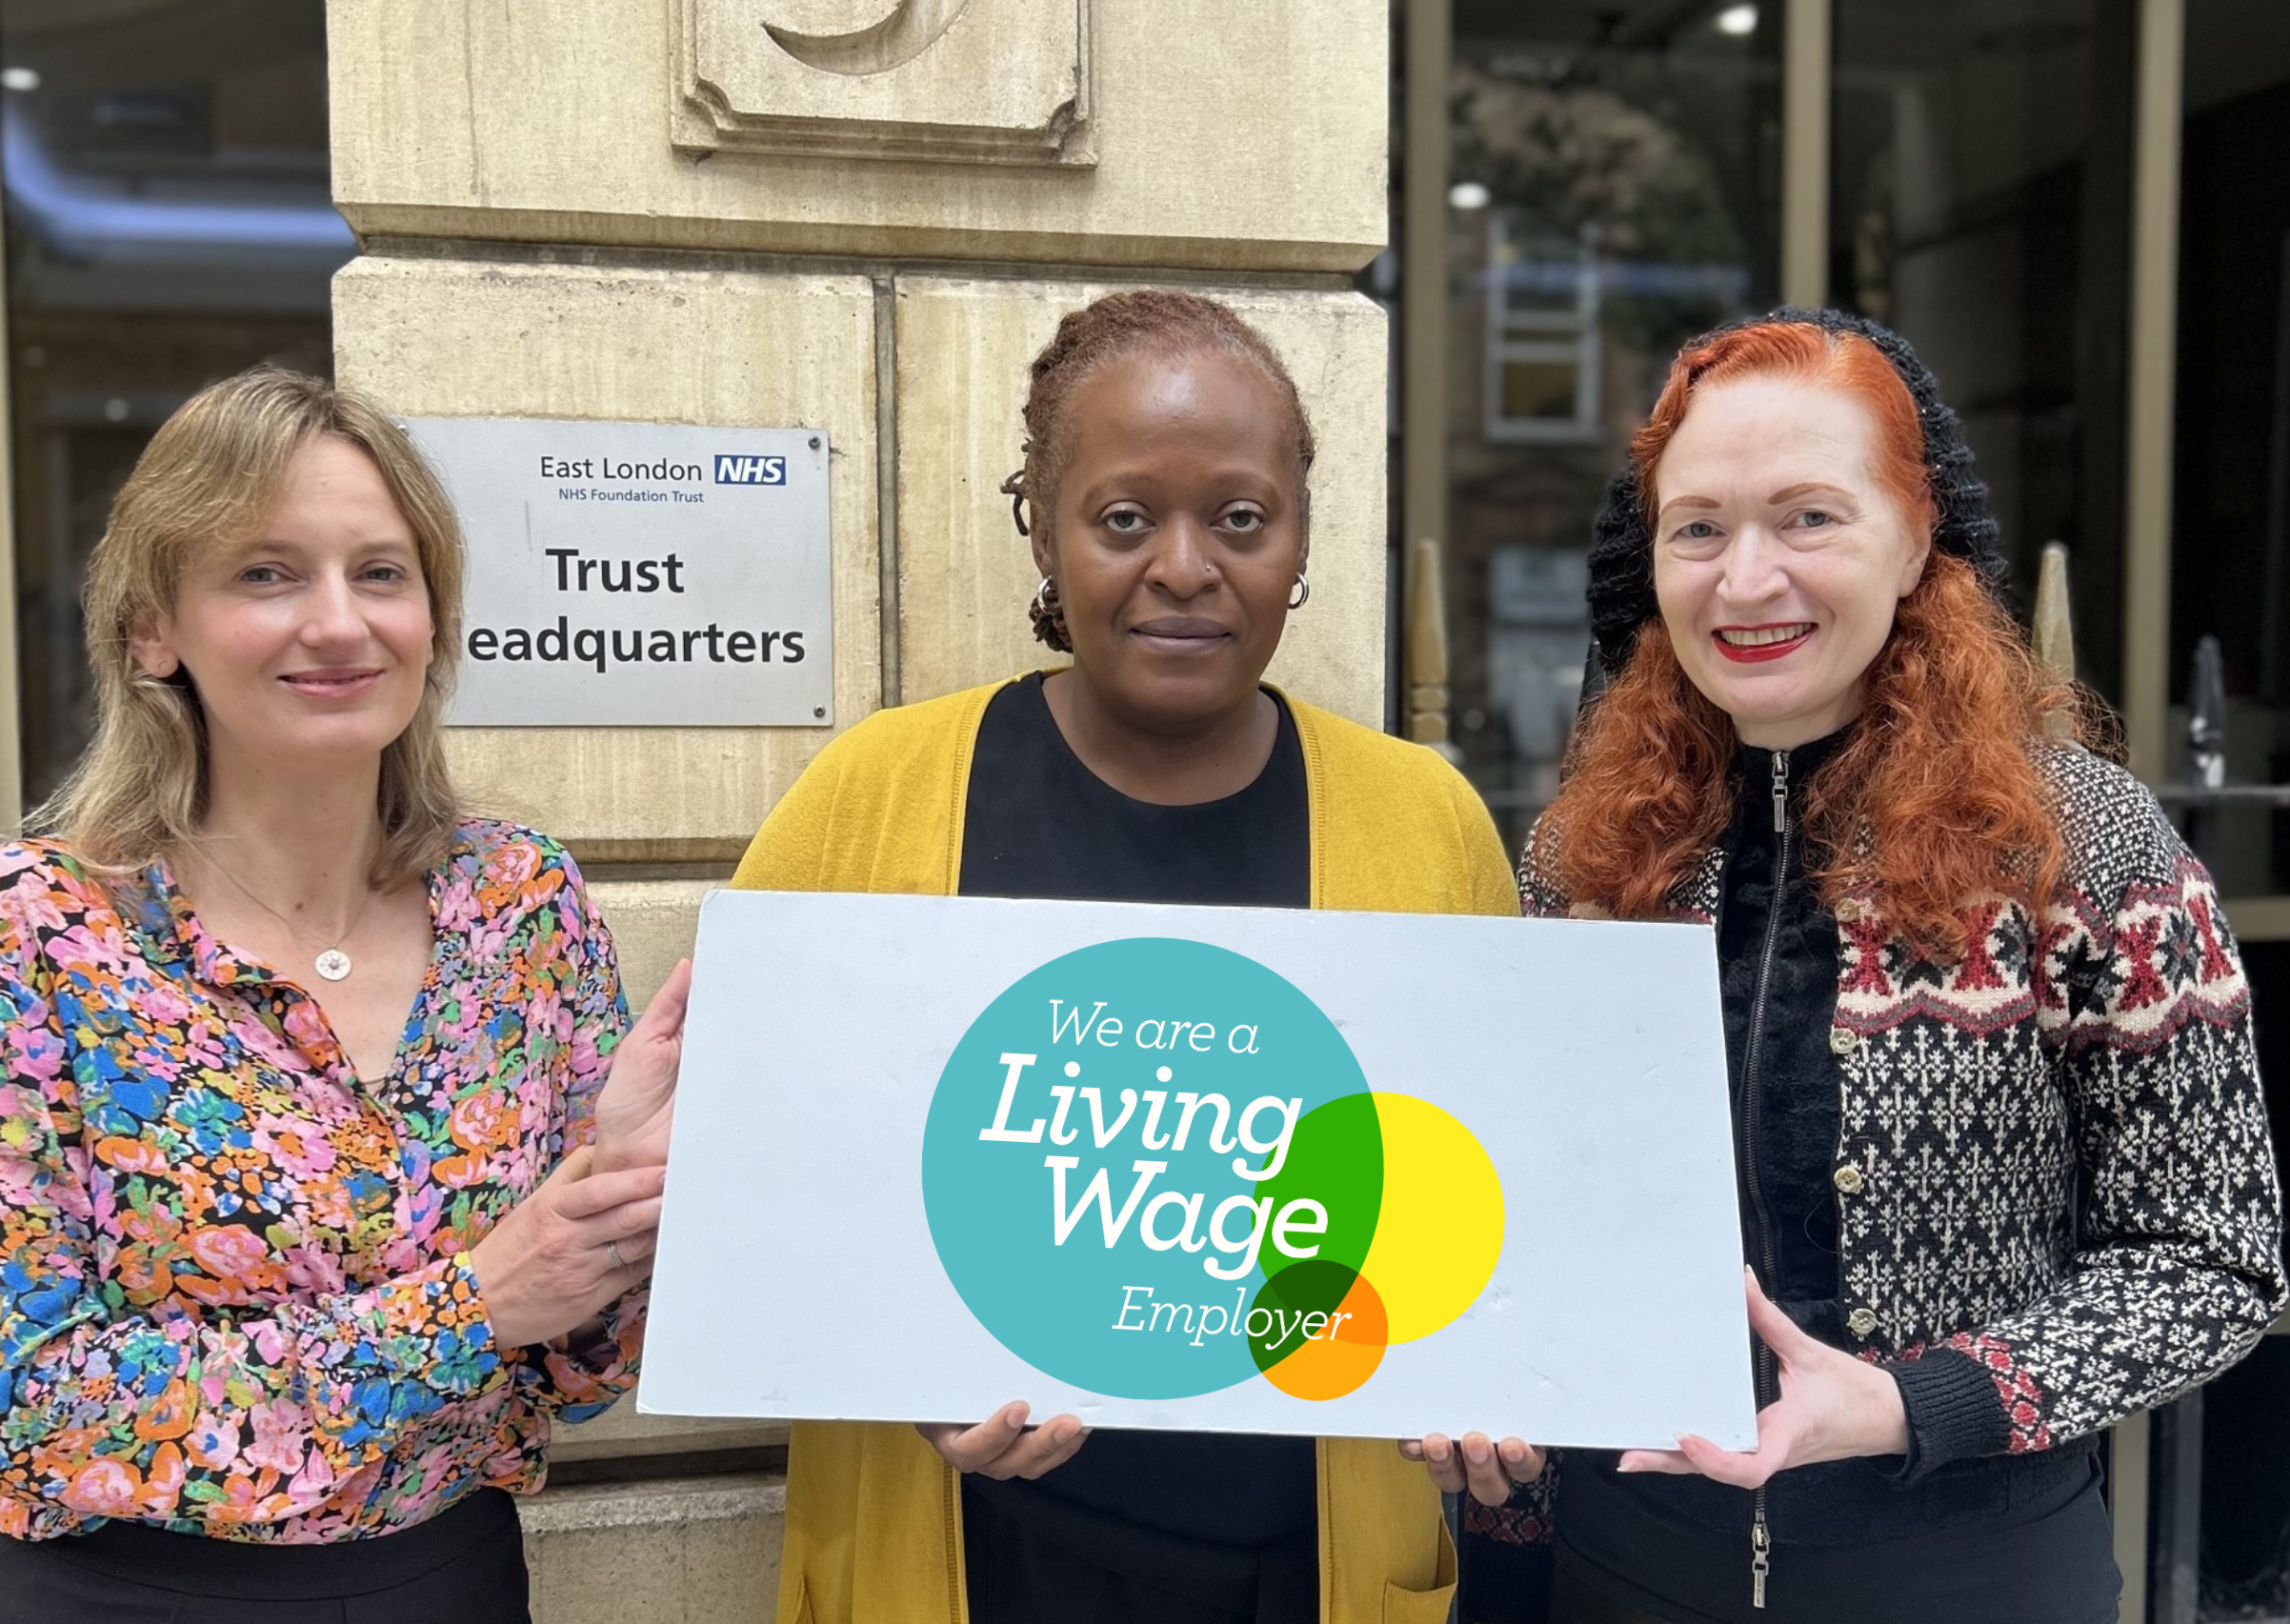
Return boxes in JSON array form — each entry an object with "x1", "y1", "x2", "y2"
[
  {"x1": 0, "y1": 369, "x2": 684, "y2": 1621},
  {"x1": 1423, "y1": 309, "x2": 2283, "y2": 1623}
]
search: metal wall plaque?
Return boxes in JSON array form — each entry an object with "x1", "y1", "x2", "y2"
[{"x1": 404, "y1": 417, "x2": 834, "y2": 728}]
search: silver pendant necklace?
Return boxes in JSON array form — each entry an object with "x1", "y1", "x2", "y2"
[{"x1": 197, "y1": 852, "x2": 372, "y2": 983}]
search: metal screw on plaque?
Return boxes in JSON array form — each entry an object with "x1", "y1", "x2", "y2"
[
  {"x1": 808, "y1": 435, "x2": 821, "y2": 450},
  {"x1": 814, "y1": 706, "x2": 826, "y2": 718}
]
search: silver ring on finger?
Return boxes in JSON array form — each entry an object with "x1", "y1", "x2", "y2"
[{"x1": 608, "y1": 1239, "x2": 628, "y2": 1272}]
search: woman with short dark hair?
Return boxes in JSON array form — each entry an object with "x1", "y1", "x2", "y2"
[{"x1": 737, "y1": 289, "x2": 1517, "y2": 1624}]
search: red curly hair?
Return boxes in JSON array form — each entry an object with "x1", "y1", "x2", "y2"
[{"x1": 1539, "y1": 324, "x2": 2093, "y2": 957}]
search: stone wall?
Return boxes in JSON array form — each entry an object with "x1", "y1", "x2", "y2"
[{"x1": 327, "y1": 4, "x2": 1389, "y2": 1615}]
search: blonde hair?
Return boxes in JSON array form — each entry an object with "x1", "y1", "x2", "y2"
[{"x1": 32, "y1": 367, "x2": 466, "y2": 887}]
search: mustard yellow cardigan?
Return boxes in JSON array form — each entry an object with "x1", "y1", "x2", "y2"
[{"x1": 731, "y1": 676, "x2": 1519, "y2": 1624}]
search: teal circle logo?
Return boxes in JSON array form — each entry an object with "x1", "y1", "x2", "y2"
[{"x1": 921, "y1": 937, "x2": 1370, "y2": 1399}]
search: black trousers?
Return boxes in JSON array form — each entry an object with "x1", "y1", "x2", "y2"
[{"x1": 0, "y1": 1487, "x2": 530, "y2": 1624}]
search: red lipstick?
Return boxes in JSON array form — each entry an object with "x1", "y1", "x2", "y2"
[{"x1": 1711, "y1": 625, "x2": 1814, "y2": 664}]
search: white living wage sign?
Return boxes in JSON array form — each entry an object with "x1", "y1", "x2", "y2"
[
  {"x1": 405, "y1": 417, "x2": 834, "y2": 727},
  {"x1": 642, "y1": 892, "x2": 1759, "y2": 1451}
]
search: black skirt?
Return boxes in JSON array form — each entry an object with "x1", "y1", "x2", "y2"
[{"x1": 0, "y1": 1487, "x2": 530, "y2": 1624}]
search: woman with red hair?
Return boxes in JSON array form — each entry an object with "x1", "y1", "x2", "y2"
[{"x1": 1419, "y1": 310, "x2": 2284, "y2": 1623}]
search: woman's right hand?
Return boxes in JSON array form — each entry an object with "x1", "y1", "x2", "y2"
[
  {"x1": 467, "y1": 1147, "x2": 664, "y2": 1349},
  {"x1": 915, "y1": 1400, "x2": 1089, "y2": 1479},
  {"x1": 1399, "y1": 1433, "x2": 1546, "y2": 1506},
  {"x1": 592, "y1": 959, "x2": 691, "y2": 1179}
]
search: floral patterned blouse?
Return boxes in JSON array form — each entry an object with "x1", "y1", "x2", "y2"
[{"x1": 0, "y1": 819, "x2": 637, "y2": 1543}]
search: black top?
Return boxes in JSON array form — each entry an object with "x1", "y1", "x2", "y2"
[
  {"x1": 955, "y1": 673, "x2": 1318, "y2": 1624},
  {"x1": 1721, "y1": 732, "x2": 1848, "y2": 1339},
  {"x1": 1548, "y1": 731, "x2": 2117, "y2": 1624}
]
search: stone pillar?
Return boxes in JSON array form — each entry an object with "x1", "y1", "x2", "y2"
[{"x1": 327, "y1": 4, "x2": 1387, "y2": 1617}]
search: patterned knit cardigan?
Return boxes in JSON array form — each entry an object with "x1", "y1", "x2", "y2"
[{"x1": 1477, "y1": 743, "x2": 2285, "y2": 1547}]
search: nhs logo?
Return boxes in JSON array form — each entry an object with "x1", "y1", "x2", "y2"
[{"x1": 714, "y1": 453, "x2": 788, "y2": 486}]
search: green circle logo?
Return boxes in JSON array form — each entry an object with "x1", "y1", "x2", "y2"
[{"x1": 920, "y1": 938, "x2": 1504, "y2": 1402}]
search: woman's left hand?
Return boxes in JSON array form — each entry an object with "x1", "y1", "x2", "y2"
[
  {"x1": 593, "y1": 959, "x2": 692, "y2": 1178},
  {"x1": 1400, "y1": 1433, "x2": 1546, "y2": 1505},
  {"x1": 1618, "y1": 1270, "x2": 1908, "y2": 1489}
]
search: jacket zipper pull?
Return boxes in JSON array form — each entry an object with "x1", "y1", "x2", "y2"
[
  {"x1": 1770, "y1": 751, "x2": 1789, "y2": 833},
  {"x1": 1751, "y1": 1499, "x2": 1772, "y2": 1609}
]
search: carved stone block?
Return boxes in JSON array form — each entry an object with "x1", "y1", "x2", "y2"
[
  {"x1": 330, "y1": 0, "x2": 1383, "y2": 272},
  {"x1": 672, "y1": 0, "x2": 1094, "y2": 166}
]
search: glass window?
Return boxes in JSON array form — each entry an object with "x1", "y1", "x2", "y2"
[
  {"x1": 1444, "y1": 0, "x2": 1783, "y2": 850},
  {"x1": 1831, "y1": 0, "x2": 2127, "y2": 692},
  {"x1": 2170, "y1": 0, "x2": 2290, "y2": 898},
  {"x1": 2, "y1": 0, "x2": 348, "y2": 802}
]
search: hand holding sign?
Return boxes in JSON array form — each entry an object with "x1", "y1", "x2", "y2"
[
  {"x1": 593, "y1": 958, "x2": 691, "y2": 1178},
  {"x1": 916, "y1": 1401, "x2": 1091, "y2": 1480},
  {"x1": 1614, "y1": 1272, "x2": 1908, "y2": 1487},
  {"x1": 1398, "y1": 1432, "x2": 1546, "y2": 1506}
]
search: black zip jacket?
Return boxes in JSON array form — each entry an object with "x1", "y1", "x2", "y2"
[{"x1": 1546, "y1": 734, "x2": 2110, "y2": 1622}]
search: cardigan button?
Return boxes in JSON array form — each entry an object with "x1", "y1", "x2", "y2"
[
  {"x1": 1833, "y1": 1164, "x2": 1865, "y2": 1195},
  {"x1": 1847, "y1": 1307, "x2": 1878, "y2": 1337},
  {"x1": 1835, "y1": 898, "x2": 1865, "y2": 925},
  {"x1": 1829, "y1": 1026, "x2": 1859, "y2": 1055}
]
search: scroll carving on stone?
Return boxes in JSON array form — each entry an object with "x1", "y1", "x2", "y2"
[{"x1": 672, "y1": 0, "x2": 1095, "y2": 167}]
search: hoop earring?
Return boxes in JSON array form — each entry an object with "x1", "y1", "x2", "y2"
[
  {"x1": 1288, "y1": 573, "x2": 1311, "y2": 611},
  {"x1": 1029, "y1": 574, "x2": 1072, "y2": 652}
]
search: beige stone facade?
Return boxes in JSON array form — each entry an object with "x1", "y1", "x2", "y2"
[
  {"x1": 327, "y1": 3, "x2": 1388, "y2": 1616},
  {"x1": 330, "y1": 1, "x2": 1384, "y2": 271}
]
